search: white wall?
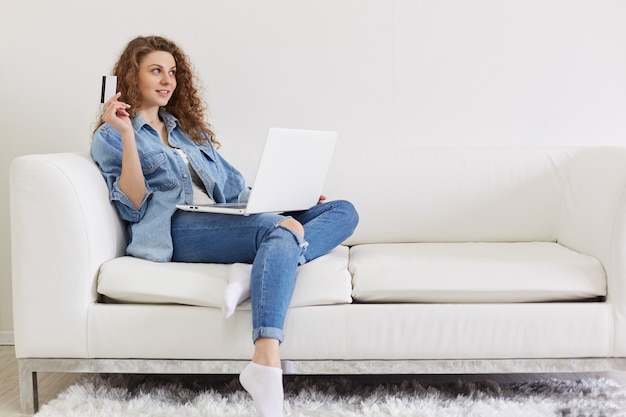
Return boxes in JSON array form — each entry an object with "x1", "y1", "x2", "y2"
[{"x1": 2, "y1": 0, "x2": 626, "y2": 338}]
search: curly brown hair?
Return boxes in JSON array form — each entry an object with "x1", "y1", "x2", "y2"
[{"x1": 95, "y1": 35, "x2": 217, "y2": 146}]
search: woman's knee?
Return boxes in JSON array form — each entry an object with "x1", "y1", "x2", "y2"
[
  {"x1": 334, "y1": 200, "x2": 359, "y2": 230},
  {"x1": 279, "y1": 218, "x2": 304, "y2": 238}
]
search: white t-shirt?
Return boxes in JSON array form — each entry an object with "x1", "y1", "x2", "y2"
[{"x1": 175, "y1": 148, "x2": 215, "y2": 205}]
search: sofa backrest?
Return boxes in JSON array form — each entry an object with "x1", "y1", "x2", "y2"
[
  {"x1": 9, "y1": 146, "x2": 592, "y2": 256},
  {"x1": 323, "y1": 145, "x2": 580, "y2": 245}
]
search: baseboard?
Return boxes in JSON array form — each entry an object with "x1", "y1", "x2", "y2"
[{"x1": 0, "y1": 331, "x2": 14, "y2": 345}]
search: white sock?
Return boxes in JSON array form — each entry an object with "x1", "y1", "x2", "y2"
[
  {"x1": 239, "y1": 362, "x2": 284, "y2": 417},
  {"x1": 222, "y1": 263, "x2": 252, "y2": 319}
]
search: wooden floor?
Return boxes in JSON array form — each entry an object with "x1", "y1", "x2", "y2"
[{"x1": 2, "y1": 344, "x2": 626, "y2": 416}]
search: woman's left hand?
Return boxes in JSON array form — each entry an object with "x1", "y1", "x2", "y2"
[{"x1": 317, "y1": 195, "x2": 327, "y2": 205}]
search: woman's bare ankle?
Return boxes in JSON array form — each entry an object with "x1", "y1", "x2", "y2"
[{"x1": 252, "y1": 338, "x2": 281, "y2": 368}]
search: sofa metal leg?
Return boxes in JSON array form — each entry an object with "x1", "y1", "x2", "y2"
[{"x1": 18, "y1": 360, "x2": 38, "y2": 414}]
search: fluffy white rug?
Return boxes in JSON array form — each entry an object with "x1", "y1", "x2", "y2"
[{"x1": 35, "y1": 374, "x2": 626, "y2": 417}]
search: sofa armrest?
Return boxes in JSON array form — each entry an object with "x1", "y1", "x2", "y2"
[
  {"x1": 10, "y1": 152, "x2": 125, "y2": 358},
  {"x1": 557, "y1": 147, "x2": 626, "y2": 356}
]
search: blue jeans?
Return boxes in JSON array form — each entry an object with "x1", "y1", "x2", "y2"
[{"x1": 171, "y1": 200, "x2": 359, "y2": 343}]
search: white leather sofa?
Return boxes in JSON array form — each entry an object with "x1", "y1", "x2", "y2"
[{"x1": 10, "y1": 145, "x2": 626, "y2": 413}]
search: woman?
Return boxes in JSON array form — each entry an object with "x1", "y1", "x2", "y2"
[{"x1": 91, "y1": 35, "x2": 358, "y2": 417}]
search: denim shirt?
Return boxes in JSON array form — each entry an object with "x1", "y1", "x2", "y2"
[{"x1": 90, "y1": 109, "x2": 250, "y2": 261}]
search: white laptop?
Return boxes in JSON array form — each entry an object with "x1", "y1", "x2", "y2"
[{"x1": 176, "y1": 128, "x2": 337, "y2": 215}]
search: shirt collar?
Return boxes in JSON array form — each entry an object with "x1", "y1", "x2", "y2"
[{"x1": 132, "y1": 108, "x2": 179, "y2": 133}]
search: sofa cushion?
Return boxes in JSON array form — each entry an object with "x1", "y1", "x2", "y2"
[
  {"x1": 97, "y1": 245, "x2": 352, "y2": 308},
  {"x1": 349, "y1": 242, "x2": 606, "y2": 303}
]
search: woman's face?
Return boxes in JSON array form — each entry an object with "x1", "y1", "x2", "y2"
[{"x1": 136, "y1": 50, "x2": 177, "y2": 110}]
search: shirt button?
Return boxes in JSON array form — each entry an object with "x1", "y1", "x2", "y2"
[{"x1": 182, "y1": 174, "x2": 188, "y2": 178}]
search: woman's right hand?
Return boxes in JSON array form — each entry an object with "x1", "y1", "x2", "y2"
[{"x1": 102, "y1": 92, "x2": 133, "y2": 135}]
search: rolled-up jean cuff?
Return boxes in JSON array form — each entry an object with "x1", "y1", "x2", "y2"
[{"x1": 252, "y1": 327, "x2": 285, "y2": 344}]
